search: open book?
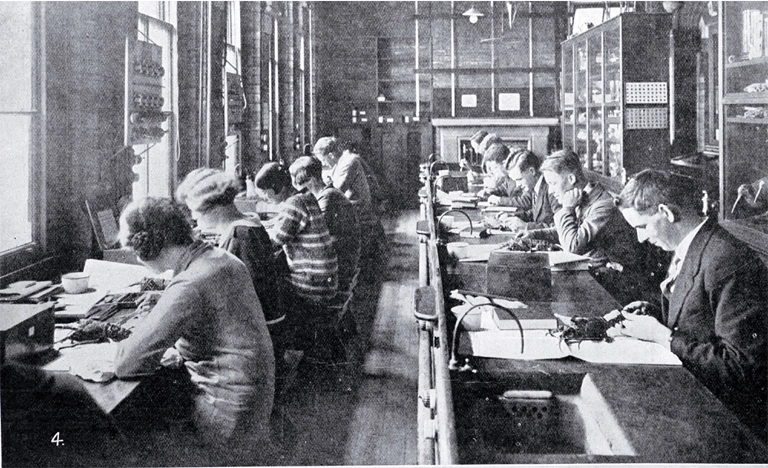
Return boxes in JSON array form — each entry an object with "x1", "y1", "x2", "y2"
[{"x1": 459, "y1": 328, "x2": 681, "y2": 365}]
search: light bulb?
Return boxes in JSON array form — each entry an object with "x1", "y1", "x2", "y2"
[{"x1": 469, "y1": 14, "x2": 478, "y2": 24}]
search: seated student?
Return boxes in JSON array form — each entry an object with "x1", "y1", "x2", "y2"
[
  {"x1": 522, "y1": 149, "x2": 645, "y2": 303},
  {"x1": 289, "y1": 156, "x2": 361, "y2": 296},
  {"x1": 465, "y1": 130, "x2": 488, "y2": 184},
  {"x1": 254, "y1": 162, "x2": 338, "y2": 307},
  {"x1": 476, "y1": 134, "x2": 507, "y2": 198},
  {"x1": 314, "y1": 136, "x2": 385, "y2": 264},
  {"x1": 498, "y1": 149, "x2": 561, "y2": 231},
  {"x1": 469, "y1": 130, "x2": 489, "y2": 154},
  {"x1": 611, "y1": 169, "x2": 768, "y2": 440},
  {"x1": 482, "y1": 143, "x2": 531, "y2": 208},
  {"x1": 175, "y1": 168, "x2": 285, "y2": 328},
  {"x1": 114, "y1": 197, "x2": 276, "y2": 465},
  {"x1": 175, "y1": 168, "x2": 289, "y2": 390},
  {"x1": 313, "y1": 136, "x2": 373, "y2": 219}
]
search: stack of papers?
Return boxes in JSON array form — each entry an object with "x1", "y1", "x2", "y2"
[
  {"x1": 479, "y1": 203, "x2": 520, "y2": 213},
  {"x1": 0, "y1": 281, "x2": 54, "y2": 302},
  {"x1": 448, "y1": 191, "x2": 479, "y2": 209}
]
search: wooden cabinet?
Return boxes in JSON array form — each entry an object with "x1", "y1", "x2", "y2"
[
  {"x1": 376, "y1": 37, "x2": 430, "y2": 123},
  {"x1": 561, "y1": 13, "x2": 672, "y2": 190},
  {"x1": 719, "y1": 1, "x2": 768, "y2": 255}
]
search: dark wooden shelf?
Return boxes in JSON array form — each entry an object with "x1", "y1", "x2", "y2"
[
  {"x1": 377, "y1": 57, "x2": 416, "y2": 63},
  {"x1": 722, "y1": 92, "x2": 768, "y2": 105},
  {"x1": 725, "y1": 55, "x2": 768, "y2": 69},
  {"x1": 720, "y1": 220, "x2": 768, "y2": 256},
  {"x1": 670, "y1": 155, "x2": 719, "y2": 169},
  {"x1": 726, "y1": 117, "x2": 768, "y2": 125}
]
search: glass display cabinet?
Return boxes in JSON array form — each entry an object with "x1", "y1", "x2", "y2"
[
  {"x1": 561, "y1": 13, "x2": 672, "y2": 190},
  {"x1": 719, "y1": 1, "x2": 768, "y2": 254}
]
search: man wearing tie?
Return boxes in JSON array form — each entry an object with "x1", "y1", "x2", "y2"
[
  {"x1": 611, "y1": 169, "x2": 768, "y2": 440},
  {"x1": 498, "y1": 149, "x2": 560, "y2": 231}
]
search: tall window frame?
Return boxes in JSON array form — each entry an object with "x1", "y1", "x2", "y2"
[
  {"x1": 0, "y1": 2, "x2": 45, "y2": 272},
  {"x1": 224, "y1": 1, "x2": 243, "y2": 176},
  {"x1": 132, "y1": 2, "x2": 178, "y2": 199}
]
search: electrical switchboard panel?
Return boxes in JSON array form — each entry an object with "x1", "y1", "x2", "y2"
[
  {"x1": 125, "y1": 39, "x2": 171, "y2": 146},
  {"x1": 227, "y1": 72, "x2": 245, "y2": 130}
]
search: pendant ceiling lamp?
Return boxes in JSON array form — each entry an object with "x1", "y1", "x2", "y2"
[{"x1": 462, "y1": 6, "x2": 484, "y2": 24}]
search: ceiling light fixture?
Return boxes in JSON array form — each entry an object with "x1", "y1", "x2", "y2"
[{"x1": 462, "y1": 6, "x2": 484, "y2": 24}]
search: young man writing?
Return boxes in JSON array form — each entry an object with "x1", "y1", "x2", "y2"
[{"x1": 611, "y1": 169, "x2": 768, "y2": 440}]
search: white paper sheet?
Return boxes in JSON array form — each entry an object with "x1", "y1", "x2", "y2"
[
  {"x1": 461, "y1": 329, "x2": 682, "y2": 365},
  {"x1": 458, "y1": 243, "x2": 506, "y2": 262},
  {"x1": 459, "y1": 249, "x2": 591, "y2": 269}
]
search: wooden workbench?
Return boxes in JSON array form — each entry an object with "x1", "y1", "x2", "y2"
[{"x1": 417, "y1": 188, "x2": 768, "y2": 464}]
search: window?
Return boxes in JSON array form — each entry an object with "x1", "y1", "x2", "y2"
[
  {"x1": 224, "y1": 1, "x2": 242, "y2": 176},
  {"x1": 0, "y1": 2, "x2": 42, "y2": 256},
  {"x1": 132, "y1": 2, "x2": 178, "y2": 199}
]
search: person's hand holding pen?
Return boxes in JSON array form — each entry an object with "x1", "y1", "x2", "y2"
[
  {"x1": 138, "y1": 291, "x2": 162, "y2": 313},
  {"x1": 606, "y1": 301, "x2": 672, "y2": 347},
  {"x1": 488, "y1": 194, "x2": 502, "y2": 206}
]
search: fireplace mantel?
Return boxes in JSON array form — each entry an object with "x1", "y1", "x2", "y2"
[{"x1": 431, "y1": 117, "x2": 559, "y2": 163}]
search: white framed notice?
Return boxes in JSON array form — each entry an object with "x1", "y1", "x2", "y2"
[
  {"x1": 460, "y1": 94, "x2": 477, "y2": 108},
  {"x1": 498, "y1": 93, "x2": 521, "y2": 111}
]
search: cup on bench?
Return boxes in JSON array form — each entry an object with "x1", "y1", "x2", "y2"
[{"x1": 61, "y1": 272, "x2": 90, "y2": 294}]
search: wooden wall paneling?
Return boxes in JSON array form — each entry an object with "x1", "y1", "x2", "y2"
[
  {"x1": 240, "y1": 1, "x2": 267, "y2": 173},
  {"x1": 44, "y1": 2, "x2": 136, "y2": 271},
  {"x1": 278, "y1": 2, "x2": 296, "y2": 163},
  {"x1": 176, "y1": 2, "x2": 203, "y2": 178},
  {"x1": 208, "y1": 2, "x2": 228, "y2": 170}
]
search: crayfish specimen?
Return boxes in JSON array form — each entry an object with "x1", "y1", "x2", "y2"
[{"x1": 550, "y1": 314, "x2": 625, "y2": 345}]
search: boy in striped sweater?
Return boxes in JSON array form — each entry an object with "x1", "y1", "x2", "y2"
[{"x1": 255, "y1": 162, "x2": 338, "y2": 306}]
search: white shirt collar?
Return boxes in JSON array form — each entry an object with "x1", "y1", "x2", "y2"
[
  {"x1": 534, "y1": 174, "x2": 544, "y2": 194},
  {"x1": 660, "y1": 217, "x2": 708, "y2": 295},
  {"x1": 672, "y1": 217, "x2": 708, "y2": 269}
]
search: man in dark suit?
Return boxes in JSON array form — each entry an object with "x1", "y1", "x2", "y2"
[
  {"x1": 611, "y1": 169, "x2": 768, "y2": 440},
  {"x1": 499, "y1": 150, "x2": 560, "y2": 231}
]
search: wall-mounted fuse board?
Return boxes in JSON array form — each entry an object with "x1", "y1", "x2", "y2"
[
  {"x1": 125, "y1": 39, "x2": 171, "y2": 146},
  {"x1": 227, "y1": 72, "x2": 245, "y2": 132}
]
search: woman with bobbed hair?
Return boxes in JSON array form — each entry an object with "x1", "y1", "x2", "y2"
[
  {"x1": 175, "y1": 168, "x2": 285, "y2": 328},
  {"x1": 115, "y1": 197, "x2": 276, "y2": 464}
]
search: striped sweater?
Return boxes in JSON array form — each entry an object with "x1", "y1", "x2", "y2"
[{"x1": 268, "y1": 190, "x2": 338, "y2": 303}]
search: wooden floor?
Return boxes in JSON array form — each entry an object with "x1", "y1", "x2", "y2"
[{"x1": 278, "y1": 209, "x2": 422, "y2": 466}]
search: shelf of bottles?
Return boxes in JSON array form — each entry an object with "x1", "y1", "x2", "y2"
[
  {"x1": 720, "y1": 1, "x2": 768, "y2": 250},
  {"x1": 569, "y1": 27, "x2": 623, "y2": 180}
]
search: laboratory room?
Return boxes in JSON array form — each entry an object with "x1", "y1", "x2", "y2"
[{"x1": 2, "y1": 0, "x2": 768, "y2": 466}]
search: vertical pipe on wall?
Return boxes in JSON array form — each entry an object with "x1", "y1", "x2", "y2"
[
  {"x1": 491, "y1": 0, "x2": 496, "y2": 113},
  {"x1": 415, "y1": 1, "x2": 420, "y2": 117},
  {"x1": 205, "y1": 1, "x2": 212, "y2": 167},
  {"x1": 528, "y1": 1, "x2": 534, "y2": 117},
  {"x1": 273, "y1": 16, "x2": 279, "y2": 162},
  {"x1": 197, "y1": 3, "x2": 205, "y2": 168},
  {"x1": 668, "y1": 27, "x2": 675, "y2": 145},
  {"x1": 309, "y1": 5, "x2": 315, "y2": 144},
  {"x1": 450, "y1": 0, "x2": 455, "y2": 117}
]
